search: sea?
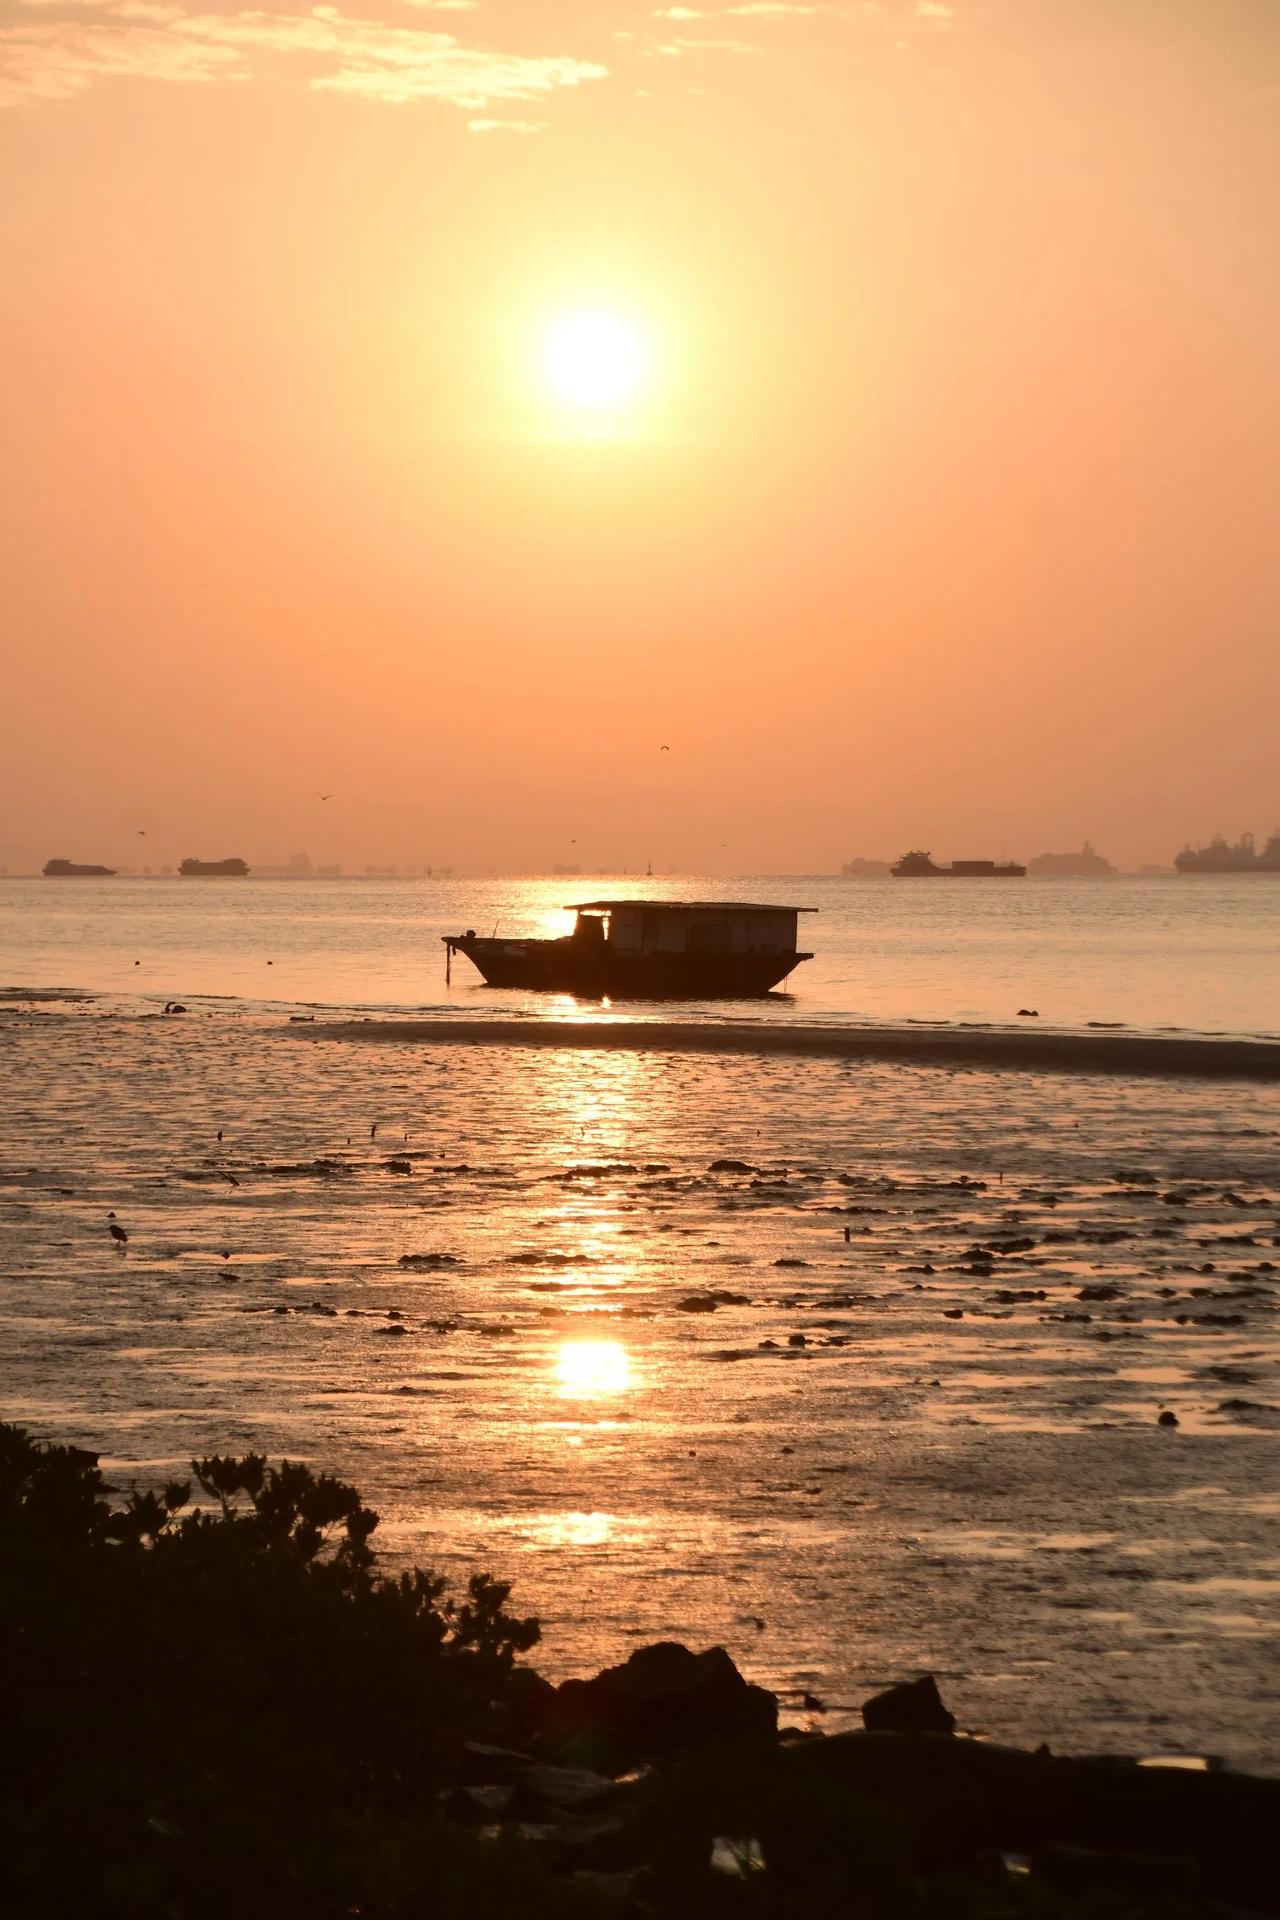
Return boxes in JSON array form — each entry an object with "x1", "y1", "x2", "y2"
[
  {"x1": 2, "y1": 872, "x2": 1279, "y2": 1034},
  {"x1": 2, "y1": 874, "x2": 1277, "y2": 1771}
]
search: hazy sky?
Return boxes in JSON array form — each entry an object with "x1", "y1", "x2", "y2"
[{"x1": 3, "y1": 0, "x2": 1278, "y2": 873}]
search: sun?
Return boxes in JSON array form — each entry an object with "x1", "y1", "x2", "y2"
[{"x1": 544, "y1": 311, "x2": 643, "y2": 409}]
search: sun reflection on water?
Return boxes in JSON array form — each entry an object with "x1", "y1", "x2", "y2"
[
  {"x1": 555, "y1": 1338, "x2": 631, "y2": 1398},
  {"x1": 539, "y1": 1510, "x2": 616, "y2": 1550}
]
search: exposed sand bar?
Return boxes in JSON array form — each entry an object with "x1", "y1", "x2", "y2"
[{"x1": 288, "y1": 1017, "x2": 1280, "y2": 1080}]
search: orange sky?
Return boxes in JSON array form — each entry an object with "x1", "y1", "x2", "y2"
[{"x1": 2, "y1": 0, "x2": 1278, "y2": 873}]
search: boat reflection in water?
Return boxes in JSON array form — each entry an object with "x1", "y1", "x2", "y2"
[{"x1": 555, "y1": 1338, "x2": 631, "y2": 1400}]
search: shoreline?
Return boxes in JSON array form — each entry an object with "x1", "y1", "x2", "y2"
[{"x1": 286, "y1": 1015, "x2": 1280, "y2": 1080}]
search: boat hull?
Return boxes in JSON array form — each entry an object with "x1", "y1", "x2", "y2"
[
  {"x1": 445, "y1": 938, "x2": 811, "y2": 998},
  {"x1": 892, "y1": 865, "x2": 1026, "y2": 878}
]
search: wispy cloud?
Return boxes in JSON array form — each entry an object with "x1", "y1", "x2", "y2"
[
  {"x1": 655, "y1": 38, "x2": 757, "y2": 56},
  {"x1": 0, "y1": 0, "x2": 606, "y2": 109},
  {"x1": 467, "y1": 114, "x2": 544, "y2": 132}
]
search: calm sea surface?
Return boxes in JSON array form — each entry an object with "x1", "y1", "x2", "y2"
[
  {"x1": 3, "y1": 874, "x2": 1278, "y2": 1770},
  {"x1": 2, "y1": 873, "x2": 1278, "y2": 1035}
]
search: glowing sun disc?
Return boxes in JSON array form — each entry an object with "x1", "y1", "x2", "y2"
[{"x1": 544, "y1": 312, "x2": 642, "y2": 408}]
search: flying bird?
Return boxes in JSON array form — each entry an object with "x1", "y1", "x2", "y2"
[
  {"x1": 660, "y1": 745, "x2": 670, "y2": 752},
  {"x1": 317, "y1": 792, "x2": 333, "y2": 801}
]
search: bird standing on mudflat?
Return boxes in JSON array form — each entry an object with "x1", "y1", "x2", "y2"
[{"x1": 108, "y1": 1221, "x2": 128, "y2": 1249}]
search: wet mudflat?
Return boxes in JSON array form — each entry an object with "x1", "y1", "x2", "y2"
[{"x1": 2, "y1": 1004, "x2": 1277, "y2": 1771}]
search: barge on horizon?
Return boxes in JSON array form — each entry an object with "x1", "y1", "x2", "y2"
[
  {"x1": 443, "y1": 899, "x2": 816, "y2": 998},
  {"x1": 892, "y1": 850, "x2": 1026, "y2": 877}
]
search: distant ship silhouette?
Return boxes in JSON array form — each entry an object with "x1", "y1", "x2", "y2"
[
  {"x1": 42, "y1": 858, "x2": 116, "y2": 877},
  {"x1": 179, "y1": 857, "x2": 249, "y2": 877},
  {"x1": 1027, "y1": 842, "x2": 1116, "y2": 876},
  {"x1": 1175, "y1": 832, "x2": 1280, "y2": 874},
  {"x1": 891, "y1": 850, "x2": 1026, "y2": 878}
]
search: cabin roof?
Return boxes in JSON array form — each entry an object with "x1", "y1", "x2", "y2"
[{"x1": 566, "y1": 899, "x2": 817, "y2": 914}]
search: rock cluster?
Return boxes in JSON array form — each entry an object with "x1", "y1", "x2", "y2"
[{"x1": 441, "y1": 1644, "x2": 1280, "y2": 1915}]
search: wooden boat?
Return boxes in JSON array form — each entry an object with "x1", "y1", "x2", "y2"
[{"x1": 443, "y1": 900, "x2": 815, "y2": 998}]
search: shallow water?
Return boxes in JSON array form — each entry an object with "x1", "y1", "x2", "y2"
[
  {"x1": 2, "y1": 872, "x2": 1279, "y2": 1035},
  {"x1": 2, "y1": 1004, "x2": 1277, "y2": 1771}
]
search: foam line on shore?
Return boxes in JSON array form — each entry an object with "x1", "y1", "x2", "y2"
[{"x1": 285, "y1": 1017, "x2": 1280, "y2": 1079}]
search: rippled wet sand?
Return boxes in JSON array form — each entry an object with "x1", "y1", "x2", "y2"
[{"x1": 3, "y1": 1006, "x2": 1277, "y2": 1771}]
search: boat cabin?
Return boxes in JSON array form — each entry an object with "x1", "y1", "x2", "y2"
[{"x1": 566, "y1": 900, "x2": 815, "y2": 957}]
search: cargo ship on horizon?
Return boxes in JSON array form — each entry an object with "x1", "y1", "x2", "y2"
[
  {"x1": 1175, "y1": 832, "x2": 1280, "y2": 874},
  {"x1": 179, "y1": 857, "x2": 249, "y2": 877},
  {"x1": 42, "y1": 858, "x2": 117, "y2": 877},
  {"x1": 1027, "y1": 841, "x2": 1116, "y2": 877},
  {"x1": 892, "y1": 850, "x2": 1026, "y2": 878}
]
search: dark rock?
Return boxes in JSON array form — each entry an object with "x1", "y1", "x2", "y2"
[
  {"x1": 675, "y1": 1294, "x2": 719, "y2": 1312},
  {"x1": 782, "y1": 1730, "x2": 1280, "y2": 1910},
  {"x1": 709, "y1": 1160, "x2": 757, "y2": 1174},
  {"x1": 441, "y1": 1782, "x2": 515, "y2": 1823},
  {"x1": 510, "y1": 1764, "x2": 620, "y2": 1819},
  {"x1": 862, "y1": 1674, "x2": 955, "y2": 1736},
  {"x1": 1157, "y1": 1409, "x2": 1179, "y2": 1427},
  {"x1": 561, "y1": 1867, "x2": 643, "y2": 1915},
  {"x1": 1034, "y1": 1842, "x2": 1200, "y2": 1902},
  {"x1": 457, "y1": 1739, "x2": 537, "y2": 1783},
  {"x1": 540, "y1": 1642, "x2": 776, "y2": 1769},
  {"x1": 398, "y1": 1252, "x2": 460, "y2": 1269},
  {"x1": 385, "y1": 1157, "x2": 414, "y2": 1174}
]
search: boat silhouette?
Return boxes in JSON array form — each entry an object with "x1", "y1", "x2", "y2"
[{"x1": 443, "y1": 900, "x2": 815, "y2": 998}]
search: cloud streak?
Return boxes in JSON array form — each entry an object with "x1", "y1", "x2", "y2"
[{"x1": 0, "y1": 0, "x2": 606, "y2": 109}]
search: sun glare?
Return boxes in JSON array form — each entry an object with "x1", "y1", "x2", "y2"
[
  {"x1": 544, "y1": 311, "x2": 643, "y2": 409},
  {"x1": 555, "y1": 1338, "x2": 631, "y2": 1398}
]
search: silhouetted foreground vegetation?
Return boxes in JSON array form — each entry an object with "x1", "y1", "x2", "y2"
[{"x1": 2, "y1": 1425, "x2": 1275, "y2": 1919}]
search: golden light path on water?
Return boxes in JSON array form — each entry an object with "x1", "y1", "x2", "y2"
[
  {"x1": 555, "y1": 1338, "x2": 631, "y2": 1398},
  {"x1": 2, "y1": 1006, "x2": 1279, "y2": 1771}
]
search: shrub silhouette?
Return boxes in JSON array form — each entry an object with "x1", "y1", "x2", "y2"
[
  {"x1": 0, "y1": 1424, "x2": 571, "y2": 1919},
  {"x1": 0, "y1": 1426, "x2": 1219, "y2": 1920}
]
